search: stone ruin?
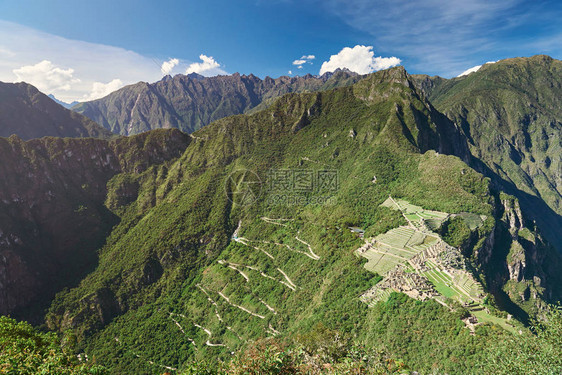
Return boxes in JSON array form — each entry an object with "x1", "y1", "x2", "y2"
[
  {"x1": 360, "y1": 236, "x2": 486, "y2": 305},
  {"x1": 360, "y1": 264, "x2": 439, "y2": 305}
]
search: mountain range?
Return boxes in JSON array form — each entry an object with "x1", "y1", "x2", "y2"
[
  {"x1": 1, "y1": 56, "x2": 562, "y2": 374},
  {"x1": 71, "y1": 69, "x2": 361, "y2": 135}
]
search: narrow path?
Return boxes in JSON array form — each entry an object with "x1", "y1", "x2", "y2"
[
  {"x1": 193, "y1": 322, "x2": 226, "y2": 347},
  {"x1": 300, "y1": 156, "x2": 330, "y2": 167},
  {"x1": 218, "y1": 260, "x2": 250, "y2": 282},
  {"x1": 196, "y1": 284, "x2": 223, "y2": 322},
  {"x1": 254, "y1": 268, "x2": 296, "y2": 291},
  {"x1": 168, "y1": 313, "x2": 198, "y2": 349},
  {"x1": 261, "y1": 217, "x2": 292, "y2": 226},
  {"x1": 276, "y1": 267, "x2": 297, "y2": 290},
  {"x1": 250, "y1": 239, "x2": 319, "y2": 260},
  {"x1": 194, "y1": 285, "x2": 244, "y2": 342},
  {"x1": 169, "y1": 313, "x2": 186, "y2": 334},
  {"x1": 221, "y1": 262, "x2": 296, "y2": 291},
  {"x1": 194, "y1": 323, "x2": 212, "y2": 336},
  {"x1": 205, "y1": 340, "x2": 226, "y2": 347},
  {"x1": 216, "y1": 261, "x2": 278, "y2": 314},
  {"x1": 433, "y1": 297, "x2": 450, "y2": 308},
  {"x1": 235, "y1": 237, "x2": 275, "y2": 259},
  {"x1": 295, "y1": 234, "x2": 321, "y2": 260},
  {"x1": 268, "y1": 324, "x2": 281, "y2": 335},
  {"x1": 256, "y1": 296, "x2": 277, "y2": 314},
  {"x1": 217, "y1": 291, "x2": 266, "y2": 319},
  {"x1": 389, "y1": 195, "x2": 414, "y2": 228}
]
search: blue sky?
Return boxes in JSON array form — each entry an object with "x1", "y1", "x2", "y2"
[{"x1": 0, "y1": 0, "x2": 561, "y2": 102}]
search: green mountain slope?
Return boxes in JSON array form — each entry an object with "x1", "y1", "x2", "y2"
[
  {"x1": 412, "y1": 55, "x2": 562, "y2": 251},
  {"x1": 72, "y1": 70, "x2": 361, "y2": 136},
  {"x1": 0, "y1": 129, "x2": 190, "y2": 320},
  {"x1": 27, "y1": 67, "x2": 560, "y2": 373},
  {"x1": 0, "y1": 81, "x2": 113, "y2": 140}
]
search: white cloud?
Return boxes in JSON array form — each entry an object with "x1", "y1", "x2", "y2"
[
  {"x1": 13, "y1": 60, "x2": 80, "y2": 93},
  {"x1": 185, "y1": 54, "x2": 227, "y2": 76},
  {"x1": 288, "y1": 70, "x2": 293, "y2": 75},
  {"x1": 319, "y1": 45, "x2": 401, "y2": 75},
  {"x1": 83, "y1": 79, "x2": 124, "y2": 101},
  {"x1": 0, "y1": 20, "x2": 165, "y2": 102},
  {"x1": 161, "y1": 58, "x2": 179, "y2": 75},
  {"x1": 457, "y1": 61, "x2": 497, "y2": 77},
  {"x1": 292, "y1": 54, "x2": 315, "y2": 69}
]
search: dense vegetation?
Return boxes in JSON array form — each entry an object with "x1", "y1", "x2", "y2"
[{"x1": 0, "y1": 316, "x2": 108, "y2": 374}]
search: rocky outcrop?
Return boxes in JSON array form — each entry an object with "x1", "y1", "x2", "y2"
[{"x1": 476, "y1": 193, "x2": 562, "y2": 315}]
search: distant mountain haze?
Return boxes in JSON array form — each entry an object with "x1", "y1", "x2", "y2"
[{"x1": 47, "y1": 94, "x2": 79, "y2": 109}]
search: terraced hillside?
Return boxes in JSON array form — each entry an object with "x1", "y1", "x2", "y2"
[{"x1": 358, "y1": 197, "x2": 514, "y2": 332}]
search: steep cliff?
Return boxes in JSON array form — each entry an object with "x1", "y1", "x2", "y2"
[
  {"x1": 0, "y1": 129, "x2": 189, "y2": 319},
  {"x1": 412, "y1": 55, "x2": 562, "y2": 251},
  {"x1": 476, "y1": 193, "x2": 562, "y2": 317}
]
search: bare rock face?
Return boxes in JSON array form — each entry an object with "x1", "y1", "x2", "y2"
[
  {"x1": 0, "y1": 129, "x2": 189, "y2": 319},
  {"x1": 502, "y1": 198, "x2": 525, "y2": 238}
]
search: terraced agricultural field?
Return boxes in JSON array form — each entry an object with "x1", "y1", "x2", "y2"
[
  {"x1": 359, "y1": 197, "x2": 447, "y2": 277},
  {"x1": 357, "y1": 197, "x2": 518, "y2": 334},
  {"x1": 455, "y1": 212, "x2": 487, "y2": 230},
  {"x1": 361, "y1": 247, "x2": 404, "y2": 275},
  {"x1": 422, "y1": 261, "x2": 473, "y2": 304},
  {"x1": 360, "y1": 226, "x2": 438, "y2": 275},
  {"x1": 380, "y1": 197, "x2": 449, "y2": 227}
]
